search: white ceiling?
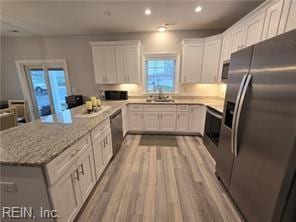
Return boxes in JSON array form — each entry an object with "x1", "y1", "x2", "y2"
[{"x1": 1, "y1": 0, "x2": 264, "y2": 37}]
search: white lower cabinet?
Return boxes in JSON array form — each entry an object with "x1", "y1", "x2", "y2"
[
  {"x1": 102, "y1": 128, "x2": 113, "y2": 166},
  {"x1": 49, "y1": 164, "x2": 81, "y2": 222},
  {"x1": 189, "y1": 105, "x2": 206, "y2": 134},
  {"x1": 49, "y1": 145, "x2": 95, "y2": 222},
  {"x1": 92, "y1": 135, "x2": 105, "y2": 180},
  {"x1": 144, "y1": 112, "x2": 159, "y2": 131},
  {"x1": 159, "y1": 112, "x2": 176, "y2": 131},
  {"x1": 122, "y1": 106, "x2": 128, "y2": 137},
  {"x1": 128, "y1": 111, "x2": 144, "y2": 131},
  {"x1": 176, "y1": 112, "x2": 189, "y2": 132},
  {"x1": 76, "y1": 146, "x2": 96, "y2": 202}
]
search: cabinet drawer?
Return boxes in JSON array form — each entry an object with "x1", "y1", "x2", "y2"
[
  {"x1": 177, "y1": 105, "x2": 189, "y2": 112},
  {"x1": 91, "y1": 118, "x2": 110, "y2": 141},
  {"x1": 45, "y1": 134, "x2": 91, "y2": 186},
  {"x1": 128, "y1": 104, "x2": 144, "y2": 111},
  {"x1": 144, "y1": 105, "x2": 176, "y2": 112}
]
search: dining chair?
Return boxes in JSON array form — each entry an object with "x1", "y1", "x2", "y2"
[{"x1": 8, "y1": 100, "x2": 29, "y2": 123}]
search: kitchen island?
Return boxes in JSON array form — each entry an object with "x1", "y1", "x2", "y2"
[{"x1": 0, "y1": 97, "x2": 224, "y2": 221}]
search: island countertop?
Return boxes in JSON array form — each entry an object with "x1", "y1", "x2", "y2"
[{"x1": 0, "y1": 98, "x2": 224, "y2": 167}]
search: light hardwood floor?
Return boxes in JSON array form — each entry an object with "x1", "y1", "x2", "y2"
[{"x1": 75, "y1": 135, "x2": 242, "y2": 222}]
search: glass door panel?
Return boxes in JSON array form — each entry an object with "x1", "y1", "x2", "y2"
[
  {"x1": 48, "y1": 68, "x2": 68, "y2": 113},
  {"x1": 28, "y1": 68, "x2": 52, "y2": 117}
]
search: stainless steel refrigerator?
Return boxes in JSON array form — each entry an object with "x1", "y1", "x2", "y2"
[{"x1": 216, "y1": 29, "x2": 296, "y2": 222}]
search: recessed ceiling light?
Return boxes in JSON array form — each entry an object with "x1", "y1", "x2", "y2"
[
  {"x1": 145, "y1": 8, "x2": 151, "y2": 15},
  {"x1": 195, "y1": 6, "x2": 202, "y2": 12},
  {"x1": 158, "y1": 26, "x2": 167, "y2": 32}
]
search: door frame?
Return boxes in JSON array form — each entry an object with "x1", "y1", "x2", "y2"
[{"x1": 15, "y1": 59, "x2": 71, "y2": 120}]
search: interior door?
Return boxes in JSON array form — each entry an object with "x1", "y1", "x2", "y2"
[
  {"x1": 229, "y1": 30, "x2": 296, "y2": 222},
  {"x1": 25, "y1": 64, "x2": 70, "y2": 118}
]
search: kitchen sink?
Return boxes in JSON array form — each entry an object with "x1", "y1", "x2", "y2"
[{"x1": 146, "y1": 98, "x2": 175, "y2": 103}]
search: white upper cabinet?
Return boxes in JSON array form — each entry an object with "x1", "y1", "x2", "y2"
[
  {"x1": 231, "y1": 26, "x2": 245, "y2": 53},
  {"x1": 279, "y1": 0, "x2": 296, "y2": 33},
  {"x1": 115, "y1": 44, "x2": 140, "y2": 83},
  {"x1": 92, "y1": 46, "x2": 117, "y2": 83},
  {"x1": 181, "y1": 40, "x2": 204, "y2": 83},
  {"x1": 90, "y1": 41, "x2": 141, "y2": 84},
  {"x1": 201, "y1": 35, "x2": 222, "y2": 83},
  {"x1": 262, "y1": 0, "x2": 284, "y2": 40},
  {"x1": 243, "y1": 10, "x2": 266, "y2": 47}
]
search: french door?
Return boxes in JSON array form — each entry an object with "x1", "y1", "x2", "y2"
[{"x1": 24, "y1": 63, "x2": 70, "y2": 118}]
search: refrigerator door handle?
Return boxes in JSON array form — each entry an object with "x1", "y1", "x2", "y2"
[
  {"x1": 233, "y1": 74, "x2": 252, "y2": 157},
  {"x1": 231, "y1": 74, "x2": 248, "y2": 155}
]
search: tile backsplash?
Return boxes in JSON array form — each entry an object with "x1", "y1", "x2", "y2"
[{"x1": 98, "y1": 83, "x2": 227, "y2": 99}]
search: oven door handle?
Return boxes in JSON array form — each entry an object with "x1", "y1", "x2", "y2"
[{"x1": 207, "y1": 109, "x2": 222, "y2": 119}]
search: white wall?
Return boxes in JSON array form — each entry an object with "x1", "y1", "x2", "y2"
[{"x1": 0, "y1": 29, "x2": 224, "y2": 101}]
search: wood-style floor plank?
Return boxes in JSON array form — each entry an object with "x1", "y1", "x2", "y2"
[{"x1": 75, "y1": 135, "x2": 242, "y2": 222}]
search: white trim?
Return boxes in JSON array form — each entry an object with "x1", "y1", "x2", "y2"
[
  {"x1": 142, "y1": 52, "x2": 180, "y2": 94},
  {"x1": 15, "y1": 59, "x2": 71, "y2": 120},
  {"x1": 89, "y1": 40, "x2": 141, "y2": 47}
]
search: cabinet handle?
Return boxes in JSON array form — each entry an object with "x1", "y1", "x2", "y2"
[
  {"x1": 105, "y1": 137, "x2": 108, "y2": 145},
  {"x1": 161, "y1": 114, "x2": 162, "y2": 119},
  {"x1": 177, "y1": 114, "x2": 179, "y2": 119},
  {"x1": 103, "y1": 139, "x2": 106, "y2": 147},
  {"x1": 79, "y1": 164, "x2": 85, "y2": 176},
  {"x1": 73, "y1": 169, "x2": 80, "y2": 181},
  {"x1": 157, "y1": 114, "x2": 159, "y2": 119}
]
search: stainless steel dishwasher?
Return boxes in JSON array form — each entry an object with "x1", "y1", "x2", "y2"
[{"x1": 110, "y1": 109, "x2": 123, "y2": 157}]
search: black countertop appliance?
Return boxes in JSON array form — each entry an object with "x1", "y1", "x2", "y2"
[
  {"x1": 66, "y1": 95, "x2": 83, "y2": 109},
  {"x1": 105, "y1": 90, "x2": 128, "y2": 100}
]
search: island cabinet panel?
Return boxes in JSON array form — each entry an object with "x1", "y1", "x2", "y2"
[
  {"x1": 45, "y1": 134, "x2": 91, "y2": 186},
  {"x1": 49, "y1": 164, "x2": 81, "y2": 222},
  {"x1": 122, "y1": 105, "x2": 128, "y2": 137},
  {"x1": 75, "y1": 146, "x2": 96, "y2": 202},
  {"x1": 101, "y1": 128, "x2": 113, "y2": 166}
]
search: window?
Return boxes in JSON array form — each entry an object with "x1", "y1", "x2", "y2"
[{"x1": 145, "y1": 57, "x2": 177, "y2": 93}]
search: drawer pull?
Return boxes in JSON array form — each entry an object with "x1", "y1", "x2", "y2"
[
  {"x1": 79, "y1": 164, "x2": 85, "y2": 175},
  {"x1": 73, "y1": 169, "x2": 80, "y2": 181}
]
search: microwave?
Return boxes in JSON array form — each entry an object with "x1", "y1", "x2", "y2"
[
  {"x1": 221, "y1": 60, "x2": 230, "y2": 82},
  {"x1": 105, "y1": 90, "x2": 128, "y2": 100}
]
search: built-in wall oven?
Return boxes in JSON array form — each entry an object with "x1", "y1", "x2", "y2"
[{"x1": 203, "y1": 107, "x2": 223, "y2": 160}]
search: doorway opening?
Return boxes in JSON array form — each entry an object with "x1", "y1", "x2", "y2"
[{"x1": 16, "y1": 59, "x2": 71, "y2": 120}]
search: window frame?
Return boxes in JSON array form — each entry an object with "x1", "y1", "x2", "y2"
[{"x1": 143, "y1": 53, "x2": 180, "y2": 94}]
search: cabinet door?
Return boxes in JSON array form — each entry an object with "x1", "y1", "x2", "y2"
[
  {"x1": 244, "y1": 10, "x2": 266, "y2": 47},
  {"x1": 92, "y1": 46, "x2": 117, "y2": 84},
  {"x1": 159, "y1": 112, "x2": 176, "y2": 131},
  {"x1": 176, "y1": 112, "x2": 189, "y2": 132},
  {"x1": 285, "y1": 0, "x2": 296, "y2": 32},
  {"x1": 202, "y1": 38, "x2": 222, "y2": 83},
  {"x1": 262, "y1": 0, "x2": 284, "y2": 40},
  {"x1": 49, "y1": 164, "x2": 81, "y2": 222},
  {"x1": 76, "y1": 147, "x2": 96, "y2": 202},
  {"x1": 125, "y1": 45, "x2": 140, "y2": 83},
  {"x1": 122, "y1": 113, "x2": 128, "y2": 137},
  {"x1": 102, "y1": 129, "x2": 113, "y2": 165},
  {"x1": 115, "y1": 46, "x2": 126, "y2": 83},
  {"x1": 92, "y1": 137, "x2": 105, "y2": 180},
  {"x1": 115, "y1": 45, "x2": 140, "y2": 83},
  {"x1": 128, "y1": 111, "x2": 144, "y2": 131},
  {"x1": 189, "y1": 105, "x2": 206, "y2": 134},
  {"x1": 231, "y1": 27, "x2": 245, "y2": 53},
  {"x1": 144, "y1": 112, "x2": 159, "y2": 131},
  {"x1": 181, "y1": 43, "x2": 204, "y2": 83},
  {"x1": 218, "y1": 33, "x2": 232, "y2": 79}
]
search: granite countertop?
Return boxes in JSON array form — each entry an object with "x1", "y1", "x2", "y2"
[{"x1": 0, "y1": 98, "x2": 224, "y2": 167}]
